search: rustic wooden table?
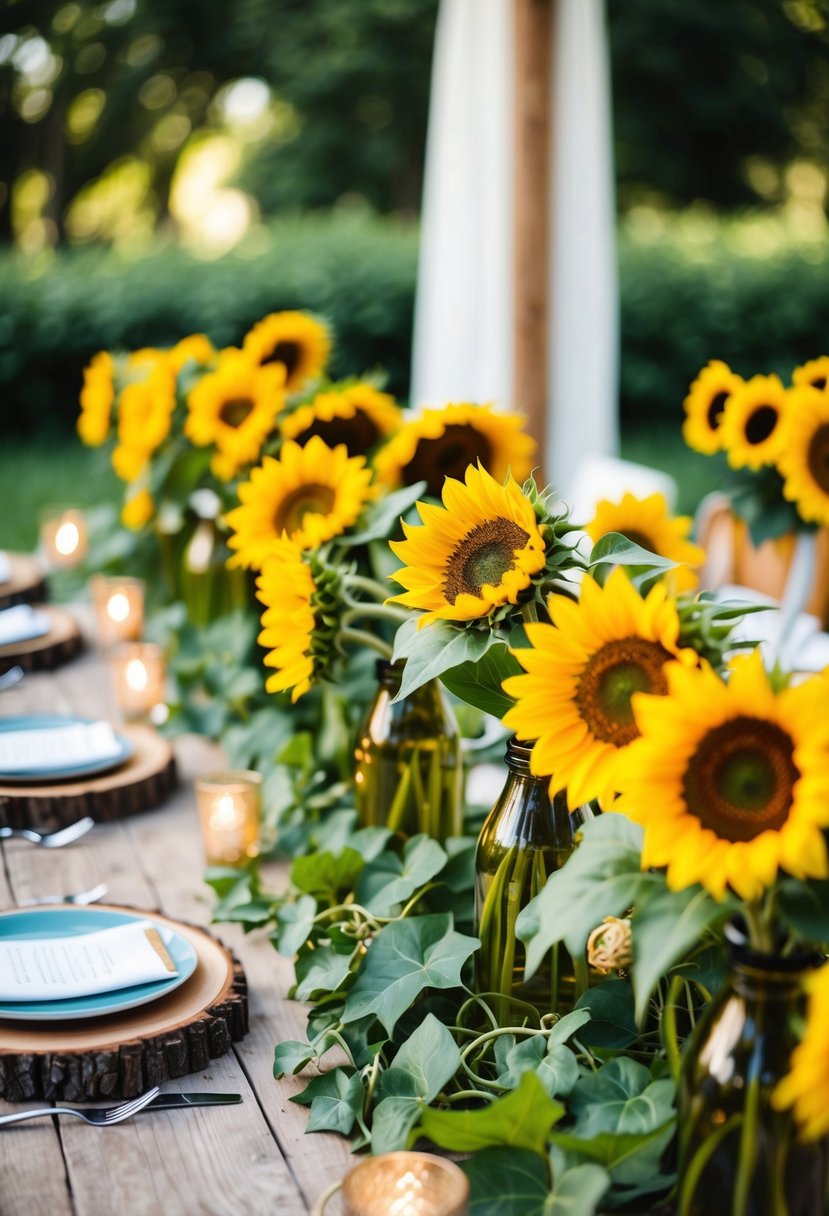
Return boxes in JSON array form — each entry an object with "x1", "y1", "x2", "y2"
[{"x1": 0, "y1": 608, "x2": 352, "y2": 1216}]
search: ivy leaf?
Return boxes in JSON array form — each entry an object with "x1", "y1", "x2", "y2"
[
  {"x1": 291, "y1": 847, "x2": 365, "y2": 903},
  {"x1": 414, "y1": 1073, "x2": 564, "y2": 1157},
  {"x1": 342, "y1": 480, "x2": 428, "y2": 546},
  {"x1": 517, "y1": 815, "x2": 651, "y2": 978},
  {"x1": 440, "y1": 644, "x2": 523, "y2": 718},
  {"x1": 294, "y1": 944, "x2": 355, "y2": 1001},
  {"x1": 777, "y1": 878, "x2": 829, "y2": 942},
  {"x1": 274, "y1": 1039, "x2": 319, "y2": 1078},
  {"x1": 631, "y1": 882, "x2": 733, "y2": 1022},
  {"x1": 545, "y1": 1164, "x2": 611, "y2": 1216},
  {"x1": 551, "y1": 1124, "x2": 675, "y2": 1175},
  {"x1": 292, "y1": 1068, "x2": 364, "y2": 1136},
  {"x1": 272, "y1": 895, "x2": 318, "y2": 957},
  {"x1": 548, "y1": 1009, "x2": 593, "y2": 1046},
  {"x1": 494, "y1": 1036, "x2": 580, "y2": 1100},
  {"x1": 371, "y1": 1094, "x2": 424, "y2": 1154},
  {"x1": 342, "y1": 913, "x2": 479, "y2": 1035},
  {"x1": 574, "y1": 979, "x2": 639, "y2": 1049},
  {"x1": 462, "y1": 1148, "x2": 550, "y2": 1216},
  {"x1": 387, "y1": 1013, "x2": 461, "y2": 1102},
  {"x1": 359, "y1": 835, "x2": 448, "y2": 916},
  {"x1": 392, "y1": 619, "x2": 504, "y2": 702},
  {"x1": 568, "y1": 1058, "x2": 675, "y2": 1140},
  {"x1": 536, "y1": 1043, "x2": 581, "y2": 1099}
]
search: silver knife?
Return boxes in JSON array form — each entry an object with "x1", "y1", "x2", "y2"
[{"x1": 145, "y1": 1093, "x2": 242, "y2": 1110}]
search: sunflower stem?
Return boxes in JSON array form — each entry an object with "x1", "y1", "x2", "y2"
[
  {"x1": 343, "y1": 573, "x2": 392, "y2": 602},
  {"x1": 743, "y1": 900, "x2": 774, "y2": 954},
  {"x1": 339, "y1": 627, "x2": 393, "y2": 659},
  {"x1": 342, "y1": 598, "x2": 411, "y2": 624}
]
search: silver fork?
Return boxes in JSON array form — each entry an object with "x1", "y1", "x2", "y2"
[
  {"x1": 0, "y1": 817, "x2": 95, "y2": 848},
  {"x1": 19, "y1": 882, "x2": 109, "y2": 907},
  {"x1": 0, "y1": 1086, "x2": 160, "y2": 1128},
  {"x1": 0, "y1": 666, "x2": 23, "y2": 692}
]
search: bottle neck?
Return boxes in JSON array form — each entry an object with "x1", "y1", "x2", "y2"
[
  {"x1": 504, "y1": 737, "x2": 535, "y2": 776},
  {"x1": 375, "y1": 659, "x2": 403, "y2": 692}
]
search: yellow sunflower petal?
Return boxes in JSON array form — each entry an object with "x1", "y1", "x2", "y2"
[{"x1": 242, "y1": 311, "x2": 330, "y2": 393}]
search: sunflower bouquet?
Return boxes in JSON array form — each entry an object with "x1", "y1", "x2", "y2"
[{"x1": 683, "y1": 355, "x2": 829, "y2": 545}]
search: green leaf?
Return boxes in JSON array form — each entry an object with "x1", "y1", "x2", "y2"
[
  {"x1": 588, "y1": 532, "x2": 677, "y2": 571},
  {"x1": 569, "y1": 1058, "x2": 675, "y2": 1139},
  {"x1": 343, "y1": 480, "x2": 428, "y2": 546},
  {"x1": 392, "y1": 619, "x2": 504, "y2": 702},
  {"x1": 294, "y1": 944, "x2": 355, "y2": 1001},
  {"x1": 371, "y1": 1094, "x2": 423, "y2": 1154},
  {"x1": 494, "y1": 1036, "x2": 580, "y2": 1099},
  {"x1": 440, "y1": 644, "x2": 523, "y2": 718},
  {"x1": 517, "y1": 815, "x2": 650, "y2": 977},
  {"x1": 462, "y1": 1148, "x2": 550, "y2": 1216},
  {"x1": 536, "y1": 1042, "x2": 581, "y2": 1099},
  {"x1": 273, "y1": 895, "x2": 318, "y2": 957},
  {"x1": 342, "y1": 913, "x2": 479, "y2": 1035},
  {"x1": 545, "y1": 1164, "x2": 610, "y2": 1216},
  {"x1": 631, "y1": 882, "x2": 732, "y2": 1022},
  {"x1": 548, "y1": 1009, "x2": 593, "y2": 1046},
  {"x1": 414, "y1": 1073, "x2": 564, "y2": 1157},
  {"x1": 359, "y1": 835, "x2": 448, "y2": 915},
  {"x1": 574, "y1": 980, "x2": 639, "y2": 1049},
  {"x1": 551, "y1": 1124, "x2": 674, "y2": 1174},
  {"x1": 295, "y1": 1068, "x2": 364, "y2": 1136},
  {"x1": 291, "y1": 847, "x2": 365, "y2": 903},
  {"x1": 387, "y1": 1013, "x2": 461, "y2": 1102},
  {"x1": 274, "y1": 1039, "x2": 318, "y2": 1078},
  {"x1": 777, "y1": 878, "x2": 829, "y2": 942}
]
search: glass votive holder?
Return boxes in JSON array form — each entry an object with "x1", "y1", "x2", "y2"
[
  {"x1": 339, "y1": 1152, "x2": 469, "y2": 1216},
  {"x1": 39, "y1": 506, "x2": 88, "y2": 570},
  {"x1": 195, "y1": 771, "x2": 262, "y2": 866},
  {"x1": 90, "y1": 575, "x2": 145, "y2": 648},
  {"x1": 110, "y1": 642, "x2": 167, "y2": 721}
]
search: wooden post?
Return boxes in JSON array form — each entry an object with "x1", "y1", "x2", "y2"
[{"x1": 513, "y1": 0, "x2": 553, "y2": 476}]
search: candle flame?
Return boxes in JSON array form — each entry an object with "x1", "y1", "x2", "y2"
[
  {"x1": 55, "y1": 520, "x2": 80, "y2": 556},
  {"x1": 107, "y1": 592, "x2": 131, "y2": 622},
  {"x1": 210, "y1": 793, "x2": 242, "y2": 831},
  {"x1": 125, "y1": 658, "x2": 149, "y2": 692}
]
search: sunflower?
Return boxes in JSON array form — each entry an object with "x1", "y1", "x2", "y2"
[
  {"x1": 225, "y1": 436, "x2": 375, "y2": 569},
  {"x1": 388, "y1": 464, "x2": 546, "y2": 625},
  {"x1": 169, "y1": 333, "x2": 215, "y2": 373},
  {"x1": 242, "y1": 311, "x2": 331, "y2": 393},
  {"x1": 777, "y1": 385, "x2": 829, "y2": 527},
  {"x1": 682, "y1": 361, "x2": 744, "y2": 455},
  {"x1": 501, "y1": 569, "x2": 699, "y2": 808},
  {"x1": 792, "y1": 356, "x2": 829, "y2": 393},
  {"x1": 121, "y1": 487, "x2": 154, "y2": 531},
  {"x1": 111, "y1": 363, "x2": 177, "y2": 482},
  {"x1": 374, "y1": 403, "x2": 537, "y2": 497},
  {"x1": 719, "y1": 373, "x2": 788, "y2": 470},
  {"x1": 257, "y1": 538, "x2": 343, "y2": 701},
  {"x1": 77, "y1": 351, "x2": 115, "y2": 447},
  {"x1": 773, "y1": 964, "x2": 829, "y2": 1140},
  {"x1": 185, "y1": 349, "x2": 286, "y2": 481},
  {"x1": 584, "y1": 492, "x2": 705, "y2": 592},
  {"x1": 614, "y1": 652, "x2": 829, "y2": 901},
  {"x1": 280, "y1": 383, "x2": 401, "y2": 456}
]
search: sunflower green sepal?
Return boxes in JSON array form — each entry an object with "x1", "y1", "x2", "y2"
[{"x1": 675, "y1": 593, "x2": 756, "y2": 674}]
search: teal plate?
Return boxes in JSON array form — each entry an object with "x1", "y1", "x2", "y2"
[
  {"x1": 0, "y1": 907, "x2": 198, "y2": 1022},
  {"x1": 0, "y1": 715, "x2": 134, "y2": 783}
]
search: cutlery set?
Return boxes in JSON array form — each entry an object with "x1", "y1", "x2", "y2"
[{"x1": 0, "y1": 1091, "x2": 242, "y2": 1127}]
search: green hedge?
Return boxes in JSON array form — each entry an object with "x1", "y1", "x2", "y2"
[{"x1": 3, "y1": 212, "x2": 829, "y2": 436}]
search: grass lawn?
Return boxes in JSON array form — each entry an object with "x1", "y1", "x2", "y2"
[{"x1": 0, "y1": 423, "x2": 720, "y2": 558}]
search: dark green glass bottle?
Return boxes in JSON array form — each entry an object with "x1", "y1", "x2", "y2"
[
  {"x1": 353, "y1": 661, "x2": 463, "y2": 841},
  {"x1": 678, "y1": 927, "x2": 829, "y2": 1216},
  {"x1": 474, "y1": 736, "x2": 592, "y2": 1018}
]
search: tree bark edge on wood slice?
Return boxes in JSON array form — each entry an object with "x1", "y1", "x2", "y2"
[
  {"x1": 0, "y1": 555, "x2": 48, "y2": 611},
  {"x1": 0, "y1": 606, "x2": 83, "y2": 675}
]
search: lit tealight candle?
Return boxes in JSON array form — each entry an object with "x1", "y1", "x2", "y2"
[
  {"x1": 39, "y1": 507, "x2": 88, "y2": 570},
  {"x1": 90, "y1": 575, "x2": 145, "y2": 648},
  {"x1": 195, "y1": 771, "x2": 262, "y2": 866},
  {"x1": 110, "y1": 642, "x2": 167, "y2": 720},
  {"x1": 339, "y1": 1153, "x2": 468, "y2": 1216}
]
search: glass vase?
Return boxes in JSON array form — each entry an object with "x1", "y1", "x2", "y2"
[
  {"x1": 353, "y1": 660, "x2": 463, "y2": 841},
  {"x1": 474, "y1": 737, "x2": 593, "y2": 1019},
  {"x1": 677, "y1": 926, "x2": 829, "y2": 1216}
]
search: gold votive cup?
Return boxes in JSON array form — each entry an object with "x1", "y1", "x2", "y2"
[
  {"x1": 110, "y1": 642, "x2": 167, "y2": 720},
  {"x1": 39, "y1": 506, "x2": 88, "y2": 570},
  {"x1": 340, "y1": 1152, "x2": 468, "y2": 1216},
  {"x1": 195, "y1": 771, "x2": 262, "y2": 866},
  {"x1": 90, "y1": 575, "x2": 145, "y2": 648}
]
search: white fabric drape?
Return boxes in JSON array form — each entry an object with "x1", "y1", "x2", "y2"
[{"x1": 411, "y1": 0, "x2": 619, "y2": 498}]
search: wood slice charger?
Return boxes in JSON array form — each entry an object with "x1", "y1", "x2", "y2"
[
  {"x1": 0, "y1": 908, "x2": 248, "y2": 1102},
  {"x1": 0, "y1": 554, "x2": 48, "y2": 611},
  {"x1": 0, "y1": 725, "x2": 177, "y2": 831},
  {"x1": 0, "y1": 605, "x2": 83, "y2": 675}
]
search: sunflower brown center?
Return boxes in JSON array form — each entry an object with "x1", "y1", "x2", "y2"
[
  {"x1": 806, "y1": 423, "x2": 829, "y2": 495},
  {"x1": 274, "y1": 484, "x2": 336, "y2": 536},
  {"x1": 403, "y1": 425, "x2": 492, "y2": 496},
  {"x1": 443, "y1": 518, "x2": 530, "y2": 604},
  {"x1": 744, "y1": 405, "x2": 778, "y2": 445},
  {"x1": 621, "y1": 529, "x2": 656, "y2": 553},
  {"x1": 219, "y1": 397, "x2": 254, "y2": 428},
  {"x1": 683, "y1": 716, "x2": 798, "y2": 842},
  {"x1": 295, "y1": 413, "x2": 379, "y2": 456},
  {"x1": 811, "y1": 376, "x2": 827, "y2": 390},
  {"x1": 265, "y1": 340, "x2": 301, "y2": 377},
  {"x1": 576, "y1": 638, "x2": 672, "y2": 747},
  {"x1": 706, "y1": 391, "x2": 729, "y2": 431}
]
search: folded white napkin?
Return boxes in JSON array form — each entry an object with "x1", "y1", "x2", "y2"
[
  {"x1": 0, "y1": 604, "x2": 51, "y2": 647},
  {"x1": 0, "y1": 921, "x2": 178, "y2": 1002},
  {"x1": 0, "y1": 552, "x2": 9, "y2": 584},
  {"x1": 0, "y1": 721, "x2": 121, "y2": 774}
]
